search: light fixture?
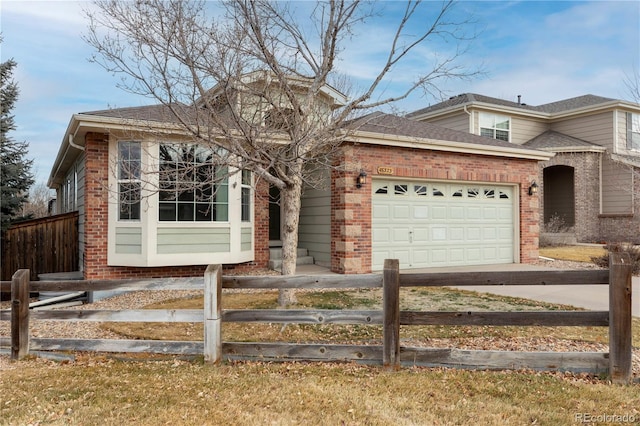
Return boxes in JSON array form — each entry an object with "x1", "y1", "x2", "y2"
[
  {"x1": 528, "y1": 181, "x2": 539, "y2": 196},
  {"x1": 356, "y1": 170, "x2": 367, "y2": 189}
]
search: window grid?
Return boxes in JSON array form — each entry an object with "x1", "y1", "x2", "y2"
[{"x1": 118, "y1": 141, "x2": 141, "y2": 221}]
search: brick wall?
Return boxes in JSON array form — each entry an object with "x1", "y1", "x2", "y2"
[
  {"x1": 81, "y1": 132, "x2": 270, "y2": 280},
  {"x1": 539, "y1": 152, "x2": 601, "y2": 242},
  {"x1": 331, "y1": 143, "x2": 541, "y2": 274},
  {"x1": 540, "y1": 152, "x2": 640, "y2": 244}
]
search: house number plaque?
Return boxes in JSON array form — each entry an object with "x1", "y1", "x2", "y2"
[{"x1": 377, "y1": 166, "x2": 394, "y2": 175}]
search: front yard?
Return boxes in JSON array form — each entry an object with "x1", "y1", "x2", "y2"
[{"x1": 1, "y1": 244, "x2": 639, "y2": 425}]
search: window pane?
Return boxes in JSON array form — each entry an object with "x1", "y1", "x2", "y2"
[
  {"x1": 214, "y1": 205, "x2": 228, "y2": 221},
  {"x1": 480, "y1": 128, "x2": 494, "y2": 138},
  {"x1": 119, "y1": 182, "x2": 140, "y2": 220},
  {"x1": 158, "y1": 143, "x2": 229, "y2": 222},
  {"x1": 495, "y1": 130, "x2": 509, "y2": 141},
  {"x1": 178, "y1": 203, "x2": 194, "y2": 221},
  {"x1": 495, "y1": 117, "x2": 509, "y2": 130},
  {"x1": 159, "y1": 203, "x2": 176, "y2": 221},
  {"x1": 196, "y1": 203, "x2": 213, "y2": 221},
  {"x1": 241, "y1": 187, "x2": 251, "y2": 221}
]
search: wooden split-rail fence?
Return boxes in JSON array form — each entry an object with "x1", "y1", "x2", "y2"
[{"x1": 0, "y1": 254, "x2": 634, "y2": 384}]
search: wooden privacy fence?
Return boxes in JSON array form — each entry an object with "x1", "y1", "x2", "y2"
[
  {"x1": 0, "y1": 212, "x2": 79, "y2": 281},
  {"x1": 0, "y1": 254, "x2": 633, "y2": 384}
]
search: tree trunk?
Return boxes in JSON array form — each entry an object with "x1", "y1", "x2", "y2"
[{"x1": 277, "y1": 173, "x2": 303, "y2": 307}]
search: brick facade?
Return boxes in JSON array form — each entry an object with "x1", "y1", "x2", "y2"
[
  {"x1": 81, "y1": 134, "x2": 540, "y2": 279},
  {"x1": 331, "y1": 143, "x2": 541, "y2": 274},
  {"x1": 540, "y1": 152, "x2": 640, "y2": 244},
  {"x1": 539, "y1": 152, "x2": 602, "y2": 242}
]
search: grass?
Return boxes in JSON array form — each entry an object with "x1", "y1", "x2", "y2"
[
  {"x1": 3, "y1": 244, "x2": 639, "y2": 425},
  {"x1": 539, "y1": 244, "x2": 606, "y2": 263},
  {"x1": 2, "y1": 358, "x2": 639, "y2": 426},
  {"x1": 101, "y1": 288, "x2": 640, "y2": 345}
]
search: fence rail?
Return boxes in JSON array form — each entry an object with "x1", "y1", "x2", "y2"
[{"x1": 0, "y1": 254, "x2": 633, "y2": 384}]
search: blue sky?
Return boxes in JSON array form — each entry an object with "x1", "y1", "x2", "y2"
[{"x1": 1, "y1": 0, "x2": 639, "y2": 186}]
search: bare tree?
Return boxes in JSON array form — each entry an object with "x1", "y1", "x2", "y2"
[
  {"x1": 21, "y1": 183, "x2": 54, "y2": 219},
  {"x1": 84, "y1": 0, "x2": 479, "y2": 305}
]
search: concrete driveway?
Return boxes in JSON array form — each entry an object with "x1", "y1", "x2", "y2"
[{"x1": 296, "y1": 263, "x2": 640, "y2": 317}]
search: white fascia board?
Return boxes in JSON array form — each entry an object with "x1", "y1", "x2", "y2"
[
  {"x1": 348, "y1": 130, "x2": 555, "y2": 161},
  {"x1": 545, "y1": 146, "x2": 607, "y2": 154}
]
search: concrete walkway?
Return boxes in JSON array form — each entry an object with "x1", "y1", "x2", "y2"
[{"x1": 295, "y1": 263, "x2": 640, "y2": 317}]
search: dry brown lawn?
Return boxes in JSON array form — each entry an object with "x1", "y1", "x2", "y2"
[{"x1": 539, "y1": 244, "x2": 606, "y2": 263}]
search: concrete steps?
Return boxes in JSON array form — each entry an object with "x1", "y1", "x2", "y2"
[{"x1": 268, "y1": 247, "x2": 314, "y2": 270}]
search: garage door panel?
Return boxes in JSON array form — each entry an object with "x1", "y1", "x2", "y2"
[
  {"x1": 372, "y1": 180, "x2": 516, "y2": 270},
  {"x1": 392, "y1": 205, "x2": 411, "y2": 220},
  {"x1": 373, "y1": 205, "x2": 390, "y2": 219},
  {"x1": 450, "y1": 248, "x2": 466, "y2": 262},
  {"x1": 467, "y1": 227, "x2": 482, "y2": 241},
  {"x1": 392, "y1": 228, "x2": 411, "y2": 243},
  {"x1": 449, "y1": 227, "x2": 465, "y2": 241},
  {"x1": 372, "y1": 228, "x2": 391, "y2": 243},
  {"x1": 432, "y1": 206, "x2": 447, "y2": 219},
  {"x1": 466, "y1": 206, "x2": 482, "y2": 219},
  {"x1": 413, "y1": 206, "x2": 429, "y2": 219},
  {"x1": 432, "y1": 227, "x2": 447, "y2": 241}
]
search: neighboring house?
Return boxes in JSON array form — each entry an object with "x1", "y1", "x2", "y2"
[
  {"x1": 408, "y1": 94, "x2": 640, "y2": 245},
  {"x1": 48, "y1": 83, "x2": 552, "y2": 280}
]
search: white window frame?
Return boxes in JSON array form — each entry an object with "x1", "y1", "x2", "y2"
[
  {"x1": 117, "y1": 140, "x2": 142, "y2": 221},
  {"x1": 479, "y1": 112, "x2": 511, "y2": 142},
  {"x1": 627, "y1": 112, "x2": 640, "y2": 151}
]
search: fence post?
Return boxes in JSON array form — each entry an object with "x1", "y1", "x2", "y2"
[
  {"x1": 204, "y1": 264, "x2": 222, "y2": 364},
  {"x1": 383, "y1": 259, "x2": 400, "y2": 370},
  {"x1": 608, "y1": 252, "x2": 632, "y2": 384},
  {"x1": 11, "y1": 269, "x2": 30, "y2": 360}
]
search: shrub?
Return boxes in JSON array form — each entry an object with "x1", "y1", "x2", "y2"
[{"x1": 590, "y1": 242, "x2": 640, "y2": 275}]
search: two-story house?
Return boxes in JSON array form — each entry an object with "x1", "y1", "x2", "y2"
[{"x1": 408, "y1": 94, "x2": 640, "y2": 244}]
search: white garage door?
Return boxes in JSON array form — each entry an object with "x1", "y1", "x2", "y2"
[{"x1": 372, "y1": 180, "x2": 516, "y2": 270}]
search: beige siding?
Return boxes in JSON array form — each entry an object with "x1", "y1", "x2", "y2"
[
  {"x1": 241, "y1": 227, "x2": 252, "y2": 251},
  {"x1": 115, "y1": 227, "x2": 142, "y2": 254},
  {"x1": 299, "y1": 185, "x2": 331, "y2": 267},
  {"x1": 551, "y1": 111, "x2": 614, "y2": 149},
  {"x1": 601, "y1": 157, "x2": 633, "y2": 214},
  {"x1": 157, "y1": 228, "x2": 231, "y2": 254},
  {"x1": 511, "y1": 117, "x2": 549, "y2": 145},
  {"x1": 423, "y1": 112, "x2": 470, "y2": 132}
]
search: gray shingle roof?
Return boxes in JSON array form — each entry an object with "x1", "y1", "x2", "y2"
[
  {"x1": 80, "y1": 103, "x2": 193, "y2": 124},
  {"x1": 522, "y1": 130, "x2": 603, "y2": 151},
  {"x1": 351, "y1": 112, "x2": 531, "y2": 150},
  {"x1": 407, "y1": 93, "x2": 618, "y2": 118}
]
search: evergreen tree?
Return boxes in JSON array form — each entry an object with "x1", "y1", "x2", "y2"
[{"x1": 1, "y1": 55, "x2": 34, "y2": 232}]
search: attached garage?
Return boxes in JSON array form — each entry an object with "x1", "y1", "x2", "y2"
[{"x1": 371, "y1": 179, "x2": 517, "y2": 270}]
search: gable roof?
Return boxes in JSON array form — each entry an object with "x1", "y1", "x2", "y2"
[
  {"x1": 407, "y1": 93, "x2": 635, "y2": 120},
  {"x1": 523, "y1": 130, "x2": 606, "y2": 153}
]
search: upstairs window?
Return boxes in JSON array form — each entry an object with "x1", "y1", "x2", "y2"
[
  {"x1": 158, "y1": 143, "x2": 228, "y2": 222},
  {"x1": 118, "y1": 141, "x2": 141, "y2": 221},
  {"x1": 479, "y1": 113, "x2": 510, "y2": 142},
  {"x1": 627, "y1": 113, "x2": 640, "y2": 151}
]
